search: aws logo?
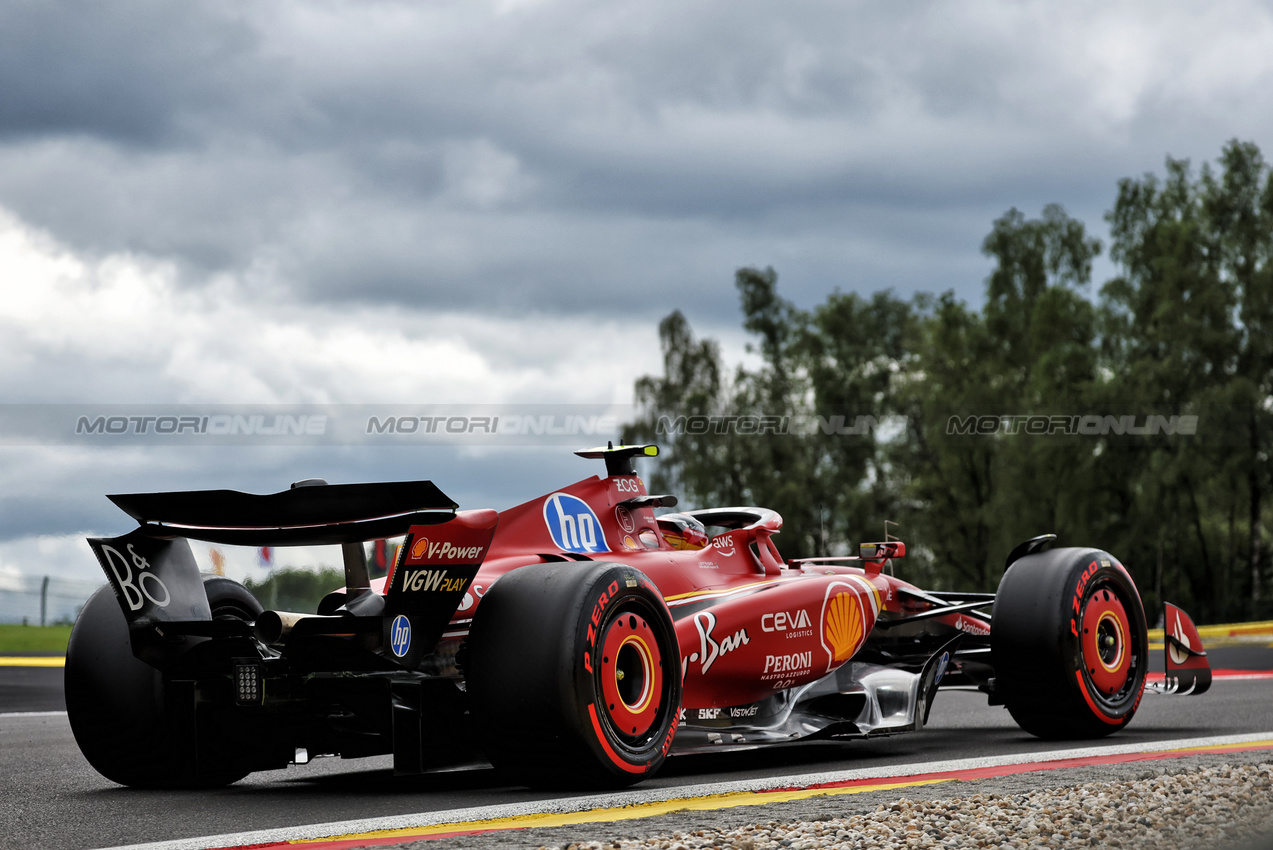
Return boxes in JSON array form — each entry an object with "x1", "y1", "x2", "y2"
[
  {"x1": 712, "y1": 534, "x2": 737, "y2": 556},
  {"x1": 543, "y1": 492, "x2": 609, "y2": 553}
]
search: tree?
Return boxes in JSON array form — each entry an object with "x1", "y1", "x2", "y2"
[
  {"x1": 1204, "y1": 141, "x2": 1273, "y2": 615},
  {"x1": 799, "y1": 289, "x2": 917, "y2": 558},
  {"x1": 243, "y1": 567, "x2": 344, "y2": 613},
  {"x1": 625, "y1": 309, "x2": 729, "y2": 500},
  {"x1": 888, "y1": 206, "x2": 1103, "y2": 591},
  {"x1": 1102, "y1": 141, "x2": 1273, "y2": 620},
  {"x1": 624, "y1": 140, "x2": 1273, "y2": 619},
  {"x1": 627, "y1": 268, "x2": 829, "y2": 558}
]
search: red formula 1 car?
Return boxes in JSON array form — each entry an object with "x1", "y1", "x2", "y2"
[{"x1": 68, "y1": 444, "x2": 1213, "y2": 789}]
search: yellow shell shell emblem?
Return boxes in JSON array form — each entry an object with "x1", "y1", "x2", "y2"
[{"x1": 824, "y1": 591, "x2": 864, "y2": 664}]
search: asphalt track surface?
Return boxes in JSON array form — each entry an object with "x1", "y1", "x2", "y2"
[{"x1": 1, "y1": 645, "x2": 1271, "y2": 850}]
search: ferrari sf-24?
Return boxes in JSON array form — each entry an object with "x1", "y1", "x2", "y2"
[{"x1": 69, "y1": 444, "x2": 1212, "y2": 788}]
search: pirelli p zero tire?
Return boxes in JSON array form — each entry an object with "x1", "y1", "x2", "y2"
[
  {"x1": 466, "y1": 562, "x2": 682, "y2": 789},
  {"x1": 992, "y1": 547, "x2": 1148, "y2": 739},
  {"x1": 65, "y1": 575, "x2": 262, "y2": 788}
]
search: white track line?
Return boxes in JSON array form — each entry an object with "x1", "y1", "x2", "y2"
[
  {"x1": 0, "y1": 710, "x2": 67, "y2": 718},
  {"x1": 99, "y1": 731, "x2": 1273, "y2": 850}
]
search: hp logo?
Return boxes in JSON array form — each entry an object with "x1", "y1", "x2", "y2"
[
  {"x1": 390, "y1": 614, "x2": 412, "y2": 657},
  {"x1": 543, "y1": 492, "x2": 609, "y2": 553}
]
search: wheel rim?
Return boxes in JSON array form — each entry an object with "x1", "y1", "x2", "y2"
[
  {"x1": 599, "y1": 610, "x2": 663, "y2": 740},
  {"x1": 1081, "y1": 585, "x2": 1132, "y2": 697}
]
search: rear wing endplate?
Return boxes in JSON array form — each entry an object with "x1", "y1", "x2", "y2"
[
  {"x1": 87, "y1": 528, "x2": 215, "y2": 667},
  {"x1": 380, "y1": 508, "x2": 499, "y2": 664}
]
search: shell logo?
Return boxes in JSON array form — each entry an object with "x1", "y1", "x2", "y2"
[
  {"x1": 824, "y1": 592, "x2": 863, "y2": 663},
  {"x1": 819, "y1": 578, "x2": 877, "y2": 672}
]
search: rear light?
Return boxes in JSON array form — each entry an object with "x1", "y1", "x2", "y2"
[{"x1": 233, "y1": 659, "x2": 263, "y2": 705}]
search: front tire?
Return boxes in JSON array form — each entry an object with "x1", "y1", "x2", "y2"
[
  {"x1": 466, "y1": 562, "x2": 682, "y2": 788},
  {"x1": 992, "y1": 547, "x2": 1148, "y2": 739},
  {"x1": 65, "y1": 575, "x2": 262, "y2": 787}
]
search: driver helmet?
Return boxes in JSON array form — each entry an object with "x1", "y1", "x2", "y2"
[{"x1": 657, "y1": 512, "x2": 708, "y2": 550}]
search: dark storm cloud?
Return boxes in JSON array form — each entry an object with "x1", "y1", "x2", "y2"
[
  {"x1": 5, "y1": 0, "x2": 1273, "y2": 562},
  {"x1": 0, "y1": 2, "x2": 260, "y2": 146},
  {"x1": 2, "y1": 1, "x2": 1273, "y2": 319},
  {"x1": 0, "y1": 1, "x2": 1005, "y2": 317}
]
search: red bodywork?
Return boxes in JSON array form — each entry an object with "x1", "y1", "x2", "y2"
[{"x1": 377, "y1": 468, "x2": 989, "y2": 710}]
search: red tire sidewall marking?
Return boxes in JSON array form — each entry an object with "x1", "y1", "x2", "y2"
[
  {"x1": 1074, "y1": 670, "x2": 1126, "y2": 725},
  {"x1": 586, "y1": 703, "x2": 647, "y2": 774}
]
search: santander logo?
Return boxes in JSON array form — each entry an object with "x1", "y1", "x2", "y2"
[{"x1": 1168, "y1": 610, "x2": 1191, "y2": 666}]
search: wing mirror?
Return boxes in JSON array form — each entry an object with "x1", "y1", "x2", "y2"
[{"x1": 859, "y1": 541, "x2": 906, "y2": 561}]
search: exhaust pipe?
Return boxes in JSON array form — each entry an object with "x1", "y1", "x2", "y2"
[
  {"x1": 255, "y1": 611, "x2": 319, "y2": 645},
  {"x1": 253, "y1": 610, "x2": 382, "y2": 646}
]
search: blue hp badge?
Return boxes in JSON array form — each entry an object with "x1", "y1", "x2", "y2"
[
  {"x1": 543, "y1": 492, "x2": 609, "y2": 553},
  {"x1": 390, "y1": 614, "x2": 411, "y2": 657}
]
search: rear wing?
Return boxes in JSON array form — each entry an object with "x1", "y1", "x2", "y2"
[
  {"x1": 108, "y1": 479, "x2": 457, "y2": 546},
  {"x1": 88, "y1": 479, "x2": 466, "y2": 667}
]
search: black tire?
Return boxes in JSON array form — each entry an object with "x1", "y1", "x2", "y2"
[
  {"x1": 203, "y1": 574, "x2": 265, "y2": 623},
  {"x1": 992, "y1": 547, "x2": 1148, "y2": 739},
  {"x1": 466, "y1": 562, "x2": 682, "y2": 789},
  {"x1": 65, "y1": 575, "x2": 262, "y2": 787}
]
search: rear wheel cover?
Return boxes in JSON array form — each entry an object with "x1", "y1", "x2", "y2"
[
  {"x1": 1081, "y1": 584, "x2": 1132, "y2": 699},
  {"x1": 598, "y1": 609, "x2": 663, "y2": 740},
  {"x1": 578, "y1": 587, "x2": 678, "y2": 775}
]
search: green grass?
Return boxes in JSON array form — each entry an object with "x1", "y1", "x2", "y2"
[{"x1": 0, "y1": 624, "x2": 73, "y2": 655}]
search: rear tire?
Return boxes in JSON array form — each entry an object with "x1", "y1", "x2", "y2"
[
  {"x1": 466, "y1": 562, "x2": 682, "y2": 788},
  {"x1": 992, "y1": 547, "x2": 1148, "y2": 739},
  {"x1": 65, "y1": 575, "x2": 262, "y2": 787},
  {"x1": 203, "y1": 574, "x2": 264, "y2": 624}
]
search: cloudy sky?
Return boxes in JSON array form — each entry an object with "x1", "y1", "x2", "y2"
[{"x1": 3, "y1": 0, "x2": 1273, "y2": 591}]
